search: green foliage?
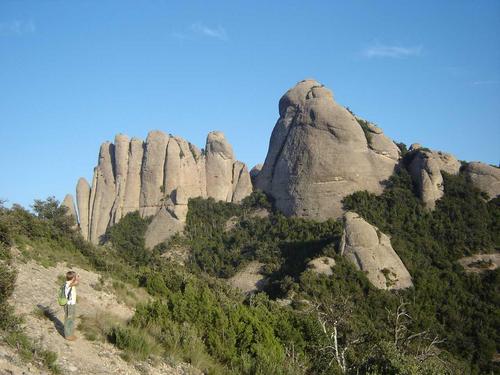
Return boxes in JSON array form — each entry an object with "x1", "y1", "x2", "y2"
[
  {"x1": 343, "y1": 169, "x2": 500, "y2": 373},
  {"x1": 32, "y1": 196, "x2": 75, "y2": 233},
  {"x1": 356, "y1": 118, "x2": 373, "y2": 144},
  {"x1": 1, "y1": 177, "x2": 497, "y2": 374},
  {"x1": 185, "y1": 192, "x2": 342, "y2": 285},
  {"x1": 135, "y1": 264, "x2": 319, "y2": 374},
  {"x1": 105, "y1": 211, "x2": 151, "y2": 266},
  {"x1": 395, "y1": 142, "x2": 408, "y2": 157},
  {"x1": 241, "y1": 190, "x2": 273, "y2": 211},
  {"x1": 0, "y1": 207, "x2": 60, "y2": 373},
  {"x1": 107, "y1": 325, "x2": 160, "y2": 361}
]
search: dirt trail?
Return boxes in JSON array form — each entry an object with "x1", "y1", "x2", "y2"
[{"x1": 1, "y1": 260, "x2": 194, "y2": 375}]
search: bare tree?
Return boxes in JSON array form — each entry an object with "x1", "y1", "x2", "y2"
[
  {"x1": 311, "y1": 296, "x2": 361, "y2": 373},
  {"x1": 386, "y1": 299, "x2": 446, "y2": 364}
]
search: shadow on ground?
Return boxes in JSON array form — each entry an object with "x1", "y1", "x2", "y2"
[{"x1": 36, "y1": 304, "x2": 64, "y2": 337}]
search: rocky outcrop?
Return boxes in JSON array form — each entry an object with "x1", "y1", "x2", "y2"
[
  {"x1": 61, "y1": 194, "x2": 78, "y2": 225},
  {"x1": 307, "y1": 257, "x2": 335, "y2": 276},
  {"x1": 250, "y1": 164, "x2": 263, "y2": 184},
  {"x1": 144, "y1": 207, "x2": 185, "y2": 249},
  {"x1": 73, "y1": 130, "x2": 252, "y2": 244},
  {"x1": 406, "y1": 147, "x2": 460, "y2": 209},
  {"x1": 232, "y1": 162, "x2": 252, "y2": 202},
  {"x1": 355, "y1": 116, "x2": 400, "y2": 161},
  {"x1": 122, "y1": 137, "x2": 144, "y2": 217},
  {"x1": 255, "y1": 79, "x2": 398, "y2": 220},
  {"x1": 89, "y1": 142, "x2": 116, "y2": 243},
  {"x1": 341, "y1": 212, "x2": 412, "y2": 290},
  {"x1": 464, "y1": 162, "x2": 500, "y2": 199},
  {"x1": 76, "y1": 178, "x2": 91, "y2": 240},
  {"x1": 228, "y1": 261, "x2": 269, "y2": 294},
  {"x1": 205, "y1": 131, "x2": 235, "y2": 202},
  {"x1": 110, "y1": 134, "x2": 130, "y2": 225},
  {"x1": 140, "y1": 131, "x2": 170, "y2": 218}
]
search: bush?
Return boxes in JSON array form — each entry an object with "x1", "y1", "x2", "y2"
[
  {"x1": 343, "y1": 170, "x2": 500, "y2": 373},
  {"x1": 105, "y1": 211, "x2": 151, "y2": 266},
  {"x1": 107, "y1": 325, "x2": 159, "y2": 361},
  {"x1": 184, "y1": 195, "x2": 342, "y2": 283}
]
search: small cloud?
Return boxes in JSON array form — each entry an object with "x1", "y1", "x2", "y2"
[
  {"x1": 172, "y1": 22, "x2": 228, "y2": 42},
  {"x1": 472, "y1": 80, "x2": 499, "y2": 86},
  {"x1": 190, "y1": 23, "x2": 227, "y2": 40},
  {"x1": 0, "y1": 20, "x2": 35, "y2": 36},
  {"x1": 362, "y1": 43, "x2": 422, "y2": 59}
]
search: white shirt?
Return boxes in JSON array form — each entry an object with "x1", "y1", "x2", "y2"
[{"x1": 65, "y1": 281, "x2": 77, "y2": 305}]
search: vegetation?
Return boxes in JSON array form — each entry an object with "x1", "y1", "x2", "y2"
[
  {"x1": 0, "y1": 168, "x2": 498, "y2": 374},
  {"x1": 355, "y1": 117, "x2": 373, "y2": 144},
  {"x1": 185, "y1": 192, "x2": 342, "y2": 290},
  {"x1": 0, "y1": 200, "x2": 61, "y2": 374},
  {"x1": 343, "y1": 169, "x2": 500, "y2": 374}
]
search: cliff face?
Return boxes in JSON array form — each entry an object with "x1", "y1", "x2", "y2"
[
  {"x1": 254, "y1": 79, "x2": 398, "y2": 220},
  {"x1": 74, "y1": 130, "x2": 252, "y2": 243}
]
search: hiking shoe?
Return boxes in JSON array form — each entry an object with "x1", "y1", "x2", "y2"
[{"x1": 66, "y1": 335, "x2": 77, "y2": 341}]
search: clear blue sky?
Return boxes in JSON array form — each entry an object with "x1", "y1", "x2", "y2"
[{"x1": 1, "y1": 0, "x2": 499, "y2": 208}]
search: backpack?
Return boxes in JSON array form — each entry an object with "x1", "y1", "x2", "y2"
[{"x1": 57, "y1": 284, "x2": 72, "y2": 306}]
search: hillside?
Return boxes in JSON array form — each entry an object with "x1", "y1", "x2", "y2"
[{"x1": 1, "y1": 165, "x2": 499, "y2": 374}]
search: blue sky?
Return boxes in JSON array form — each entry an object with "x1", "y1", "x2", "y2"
[{"x1": 1, "y1": 0, "x2": 499, "y2": 208}]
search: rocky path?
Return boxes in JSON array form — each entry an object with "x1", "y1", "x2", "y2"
[{"x1": 1, "y1": 260, "x2": 195, "y2": 375}]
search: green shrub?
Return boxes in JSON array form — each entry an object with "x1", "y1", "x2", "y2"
[
  {"x1": 107, "y1": 325, "x2": 159, "y2": 361},
  {"x1": 343, "y1": 170, "x2": 500, "y2": 373},
  {"x1": 105, "y1": 211, "x2": 151, "y2": 266}
]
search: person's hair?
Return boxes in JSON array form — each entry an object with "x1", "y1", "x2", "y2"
[{"x1": 66, "y1": 271, "x2": 76, "y2": 281}]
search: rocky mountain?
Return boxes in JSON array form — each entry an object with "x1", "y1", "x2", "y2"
[
  {"x1": 64, "y1": 130, "x2": 252, "y2": 244},
  {"x1": 254, "y1": 79, "x2": 399, "y2": 220},
  {"x1": 464, "y1": 161, "x2": 500, "y2": 199},
  {"x1": 253, "y1": 79, "x2": 499, "y2": 217},
  {"x1": 61, "y1": 78, "x2": 500, "y2": 289}
]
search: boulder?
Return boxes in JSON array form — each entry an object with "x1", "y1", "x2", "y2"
[
  {"x1": 255, "y1": 79, "x2": 398, "y2": 220},
  {"x1": 228, "y1": 261, "x2": 269, "y2": 294},
  {"x1": 307, "y1": 257, "x2": 335, "y2": 276},
  {"x1": 407, "y1": 149, "x2": 460, "y2": 209},
  {"x1": 464, "y1": 162, "x2": 500, "y2": 199},
  {"x1": 341, "y1": 212, "x2": 412, "y2": 290},
  {"x1": 144, "y1": 207, "x2": 185, "y2": 249}
]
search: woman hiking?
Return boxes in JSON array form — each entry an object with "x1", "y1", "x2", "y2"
[{"x1": 63, "y1": 271, "x2": 80, "y2": 341}]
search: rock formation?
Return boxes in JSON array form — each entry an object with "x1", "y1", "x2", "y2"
[
  {"x1": 464, "y1": 162, "x2": 500, "y2": 199},
  {"x1": 406, "y1": 145, "x2": 460, "y2": 209},
  {"x1": 61, "y1": 194, "x2": 78, "y2": 225},
  {"x1": 73, "y1": 130, "x2": 252, "y2": 244},
  {"x1": 76, "y1": 178, "x2": 91, "y2": 240},
  {"x1": 355, "y1": 116, "x2": 400, "y2": 161},
  {"x1": 255, "y1": 79, "x2": 398, "y2": 220},
  {"x1": 306, "y1": 257, "x2": 335, "y2": 276},
  {"x1": 144, "y1": 207, "x2": 185, "y2": 249},
  {"x1": 341, "y1": 212, "x2": 412, "y2": 290},
  {"x1": 249, "y1": 164, "x2": 263, "y2": 185}
]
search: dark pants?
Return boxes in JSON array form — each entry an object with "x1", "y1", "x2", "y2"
[{"x1": 64, "y1": 304, "x2": 76, "y2": 337}]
